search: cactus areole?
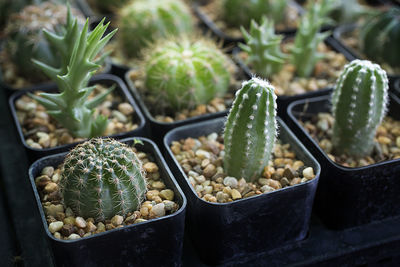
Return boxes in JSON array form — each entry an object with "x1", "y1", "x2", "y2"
[
  {"x1": 60, "y1": 138, "x2": 147, "y2": 222},
  {"x1": 331, "y1": 60, "x2": 389, "y2": 158},
  {"x1": 224, "y1": 77, "x2": 277, "y2": 182}
]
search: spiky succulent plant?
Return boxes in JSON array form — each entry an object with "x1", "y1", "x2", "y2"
[
  {"x1": 360, "y1": 8, "x2": 400, "y2": 70},
  {"x1": 30, "y1": 11, "x2": 117, "y2": 138},
  {"x1": 290, "y1": 0, "x2": 335, "y2": 77},
  {"x1": 4, "y1": 2, "x2": 84, "y2": 82},
  {"x1": 224, "y1": 77, "x2": 277, "y2": 182},
  {"x1": 60, "y1": 138, "x2": 147, "y2": 222},
  {"x1": 239, "y1": 17, "x2": 288, "y2": 78},
  {"x1": 222, "y1": 0, "x2": 287, "y2": 29},
  {"x1": 331, "y1": 60, "x2": 389, "y2": 158},
  {"x1": 142, "y1": 37, "x2": 232, "y2": 113},
  {"x1": 117, "y1": 0, "x2": 194, "y2": 58}
]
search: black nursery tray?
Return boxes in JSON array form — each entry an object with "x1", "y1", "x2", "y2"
[{"x1": 1, "y1": 85, "x2": 400, "y2": 266}]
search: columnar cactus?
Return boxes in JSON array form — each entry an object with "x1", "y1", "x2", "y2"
[
  {"x1": 60, "y1": 138, "x2": 147, "y2": 222},
  {"x1": 239, "y1": 17, "x2": 288, "y2": 78},
  {"x1": 30, "y1": 12, "x2": 117, "y2": 138},
  {"x1": 224, "y1": 77, "x2": 277, "y2": 182},
  {"x1": 117, "y1": 0, "x2": 194, "y2": 58},
  {"x1": 360, "y1": 8, "x2": 400, "y2": 70},
  {"x1": 142, "y1": 37, "x2": 232, "y2": 113},
  {"x1": 222, "y1": 0, "x2": 286, "y2": 28},
  {"x1": 331, "y1": 60, "x2": 389, "y2": 158},
  {"x1": 290, "y1": 0, "x2": 335, "y2": 77}
]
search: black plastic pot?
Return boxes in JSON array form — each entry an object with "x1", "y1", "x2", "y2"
[
  {"x1": 287, "y1": 93, "x2": 400, "y2": 230},
  {"x1": 163, "y1": 117, "x2": 320, "y2": 265},
  {"x1": 192, "y1": 1, "x2": 304, "y2": 46},
  {"x1": 9, "y1": 74, "x2": 146, "y2": 162},
  {"x1": 28, "y1": 137, "x2": 186, "y2": 267},
  {"x1": 333, "y1": 24, "x2": 400, "y2": 88},
  {"x1": 233, "y1": 36, "x2": 356, "y2": 120},
  {"x1": 395, "y1": 79, "x2": 400, "y2": 97}
]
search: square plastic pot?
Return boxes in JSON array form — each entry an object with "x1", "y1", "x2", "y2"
[
  {"x1": 395, "y1": 79, "x2": 400, "y2": 98},
  {"x1": 233, "y1": 36, "x2": 355, "y2": 120},
  {"x1": 9, "y1": 74, "x2": 146, "y2": 162},
  {"x1": 163, "y1": 117, "x2": 320, "y2": 265},
  {"x1": 287, "y1": 93, "x2": 400, "y2": 229},
  {"x1": 28, "y1": 137, "x2": 187, "y2": 267}
]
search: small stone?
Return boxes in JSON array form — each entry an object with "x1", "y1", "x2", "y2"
[
  {"x1": 258, "y1": 178, "x2": 268, "y2": 186},
  {"x1": 125, "y1": 214, "x2": 137, "y2": 224},
  {"x1": 112, "y1": 110, "x2": 128, "y2": 123},
  {"x1": 150, "y1": 203, "x2": 165, "y2": 218},
  {"x1": 68, "y1": 234, "x2": 81, "y2": 240},
  {"x1": 266, "y1": 179, "x2": 282, "y2": 190},
  {"x1": 144, "y1": 162, "x2": 158, "y2": 173},
  {"x1": 261, "y1": 185, "x2": 275, "y2": 193},
  {"x1": 65, "y1": 207, "x2": 74, "y2": 217},
  {"x1": 37, "y1": 132, "x2": 50, "y2": 147},
  {"x1": 111, "y1": 215, "x2": 124, "y2": 226},
  {"x1": 396, "y1": 137, "x2": 400, "y2": 148},
  {"x1": 118, "y1": 103, "x2": 134, "y2": 115},
  {"x1": 41, "y1": 166, "x2": 54, "y2": 177},
  {"x1": 97, "y1": 222, "x2": 106, "y2": 232},
  {"x1": 292, "y1": 161, "x2": 304, "y2": 171},
  {"x1": 151, "y1": 181, "x2": 166, "y2": 190},
  {"x1": 194, "y1": 175, "x2": 206, "y2": 184},
  {"x1": 231, "y1": 189, "x2": 242, "y2": 200},
  {"x1": 283, "y1": 168, "x2": 295, "y2": 179},
  {"x1": 302, "y1": 167, "x2": 315, "y2": 179},
  {"x1": 146, "y1": 190, "x2": 160, "y2": 201},
  {"x1": 35, "y1": 175, "x2": 51, "y2": 188},
  {"x1": 54, "y1": 232, "x2": 61, "y2": 239},
  {"x1": 290, "y1": 178, "x2": 302, "y2": 186},
  {"x1": 45, "y1": 204, "x2": 64, "y2": 217},
  {"x1": 207, "y1": 133, "x2": 218, "y2": 141},
  {"x1": 60, "y1": 224, "x2": 76, "y2": 236},
  {"x1": 75, "y1": 217, "x2": 87, "y2": 228},
  {"x1": 159, "y1": 189, "x2": 174, "y2": 201},
  {"x1": 63, "y1": 217, "x2": 75, "y2": 225},
  {"x1": 59, "y1": 133, "x2": 73, "y2": 144},
  {"x1": 195, "y1": 149, "x2": 211, "y2": 160},
  {"x1": 134, "y1": 218, "x2": 148, "y2": 224},
  {"x1": 223, "y1": 177, "x2": 238, "y2": 188},
  {"x1": 280, "y1": 177, "x2": 290, "y2": 187},
  {"x1": 44, "y1": 182, "x2": 58, "y2": 193},
  {"x1": 317, "y1": 119, "x2": 329, "y2": 131},
  {"x1": 203, "y1": 164, "x2": 216, "y2": 178},
  {"x1": 52, "y1": 172, "x2": 61, "y2": 183},
  {"x1": 378, "y1": 136, "x2": 391, "y2": 145},
  {"x1": 216, "y1": 191, "x2": 229, "y2": 203},
  {"x1": 85, "y1": 221, "x2": 97, "y2": 232},
  {"x1": 49, "y1": 221, "x2": 64, "y2": 233}
]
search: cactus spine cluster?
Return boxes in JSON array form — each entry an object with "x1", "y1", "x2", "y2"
[
  {"x1": 117, "y1": 0, "x2": 194, "y2": 58},
  {"x1": 290, "y1": 0, "x2": 335, "y2": 77},
  {"x1": 30, "y1": 10, "x2": 117, "y2": 138},
  {"x1": 222, "y1": 0, "x2": 286, "y2": 28},
  {"x1": 142, "y1": 37, "x2": 232, "y2": 113},
  {"x1": 331, "y1": 60, "x2": 389, "y2": 158},
  {"x1": 360, "y1": 8, "x2": 400, "y2": 70},
  {"x1": 60, "y1": 138, "x2": 147, "y2": 222},
  {"x1": 239, "y1": 17, "x2": 288, "y2": 78},
  {"x1": 224, "y1": 77, "x2": 277, "y2": 182}
]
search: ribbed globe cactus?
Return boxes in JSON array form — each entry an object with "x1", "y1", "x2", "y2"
[
  {"x1": 239, "y1": 17, "x2": 288, "y2": 78},
  {"x1": 331, "y1": 60, "x2": 389, "y2": 158},
  {"x1": 117, "y1": 0, "x2": 194, "y2": 58},
  {"x1": 60, "y1": 138, "x2": 147, "y2": 222},
  {"x1": 224, "y1": 77, "x2": 278, "y2": 182},
  {"x1": 360, "y1": 8, "x2": 400, "y2": 70},
  {"x1": 142, "y1": 37, "x2": 232, "y2": 113}
]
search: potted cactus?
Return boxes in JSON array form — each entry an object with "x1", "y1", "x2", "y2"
[
  {"x1": 163, "y1": 77, "x2": 320, "y2": 264},
  {"x1": 9, "y1": 9, "x2": 145, "y2": 160},
  {"x1": 287, "y1": 59, "x2": 400, "y2": 229},
  {"x1": 193, "y1": 0, "x2": 303, "y2": 44},
  {"x1": 29, "y1": 137, "x2": 186, "y2": 266},
  {"x1": 125, "y1": 35, "x2": 244, "y2": 141}
]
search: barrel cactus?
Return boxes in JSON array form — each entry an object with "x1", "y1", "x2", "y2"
[
  {"x1": 239, "y1": 17, "x2": 288, "y2": 78},
  {"x1": 224, "y1": 77, "x2": 278, "y2": 182},
  {"x1": 60, "y1": 138, "x2": 147, "y2": 222},
  {"x1": 331, "y1": 60, "x2": 389, "y2": 158},
  {"x1": 117, "y1": 0, "x2": 194, "y2": 58},
  {"x1": 222, "y1": 0, "x2": 286, "y2": 28},
  {"x1": 360, "y1": 8, "x2": 400, "y2": 70},
  {"x1": 142, "y1": 37, "x2": 232, "y2": 113}
]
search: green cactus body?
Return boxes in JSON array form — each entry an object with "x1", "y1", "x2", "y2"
[
  {"x1": 223, "y1": 77, "x2": 277, "y2": 182},
  {"x1": 143, "y1": 37, "x2": 232, "y2": 113},
  {"x1": 222, "y1": 0, "x2": 286, "y2": 28},
  {"x1": 239, "y1": 17, "x2": 288, "y2": 78},
  {"x1": 118, "y1": 0, "x2": 194, "y2": 58},
  {"x1": 360, "y1": 8, "x2": 400, "y2": 70},
  {"x1": 60, "y1": 138, "x2": 147, "y2": 222},
  {"x1": 331, "y1": 59, "x2": 389, "y2": 158}
]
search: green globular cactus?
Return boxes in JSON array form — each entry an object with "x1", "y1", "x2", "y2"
[
  {"x1": 60, "y1": 138, "x2": 147, "y2": 222},
  {"x1": 360, "y1": 8, "x2": 400, "y2": 70},
  {"x1": 222, "y1": 0, "x2": 286, "y2": 29},
  {"x1": 117, "y1": 0, "x2": 194, "y2": 58},
  {"x1": 224, "y1": 77, "x2": 277, "y2": 182},
  {"x1": 4, "y1": 2, "x2": 84, "y2": 82},
  {"x1": 239, "y1": 17, "x2": 288, "y2": 78},
  {"x1": 331, "y1": 59, "x2": 389, "y2": 158},
  {"x1": 30, "y1": 13, "x2": 117, "y2": 138},
  {"x1": 290, "y1": 0, "x2": 335, "y2": 77},
  {"x1": 142, "y1": 37, "x2": 232, "y2": 113}
]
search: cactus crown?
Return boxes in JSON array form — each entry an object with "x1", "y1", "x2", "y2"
[
  {"x1": 60, "y1": 138, "x2": 147, "y2": 222},
  {"x1": 29, "y1": 9, "x2": 117, "y2": 138},
  {"x1": 117, "y1": 0, "x2": 194, "y2": 58},
  {"x1": 224, "y1": 77, "x2": 278, "y2": 182},
  {"x1": 239, "y1": 17, "x2": 288, "y2": 78},
  {"x1": 331, "y1": 59, "x2": 389, "y2": 158},
  {"x1": 290, "y1": 0, "x2": 335, "y2": 77},
  {"x1": 360, "y1": 8, "x2": 400, "y2": 70},
  {"x1": 222, "y1": 0, "x2": 286, "y2": 28},
  {"x1": 142, "y1": 36, "x2": 232, "y2": 114}
]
